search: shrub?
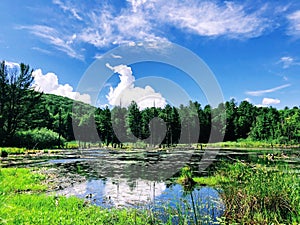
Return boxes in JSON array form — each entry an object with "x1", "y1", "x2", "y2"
[
  {"x1": 0, "y1": 150, "x2": 8, "y2": 157},
  {"x1": 14, "y1": 128, "x2": 66, "y2": 149}
]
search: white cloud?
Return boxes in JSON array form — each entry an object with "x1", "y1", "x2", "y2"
[
  {"x1": 32, "y1": 69, "x2": 91, "y2": 104},
  {"x1": 18, "y1": 0, "x2": 275, "y2": 59},
  {"x1": 280, "y1": 56, "x2": 294, "y2": 68},
  {"x1": 244, "y1": 97, "x2": 252, "y2": 103},
  {"x1": 287, "y1": 10, "x2": 300, "y2": 37},
  {"x1": 279, "y1": 56, "x2": 300, "y2": 68},
  {"x1": 127, "y1": 0, "x2": 147, "y2": 13},
  {"x1": 94, "y1": 53, "x2": 103, "y2": 59},
  {"x1": 4, "y1": 61, "x2": 20, "y2": 70},
  {"x1": 17, "y1": 25, "x2": 83, "y2": 60},
  {"x1": 77, "y1": 5, "x2": 168, "y2": 48},
  {"x1": 76, "y1": 0, "x2": 270, "y2": 47},
  {"x1": 32, "y1": 47, "x2": 52, "y2": 55},
  {"x1": 155, "y1": 1, "x2": 270, "y2": 38},
  {"x1": 105, "y1": 63, "x2": 166, "y2": 109},
  {"x1": 262, "y1": 97, "x2": 280, "y2": 105},
  {"x1": 246, "y1": 84, "x2": 291, "y2": 96},
  {"x1": 111, "y1": 54, "x2": 122, "y2": 59},
  {"x1": 53, "y1": 0, "x2": 83, "y2": 21}
]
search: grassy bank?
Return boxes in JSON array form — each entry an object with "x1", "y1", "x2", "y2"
[
  {"x1": 219, "y1": 162, "x2": 300, "y2": 224},
  {"x1": 178, "y1": 162, "x2": 300, "y2": 224},
  {"x1": 0, "y1": 147, "x2": 26, "y2": 156},
  {"x1": 203, "y1": 139, "x2": 300, "y2": 149},
  {"x1": 0, "y1": 168, "x2": 154, "y2": 225}
]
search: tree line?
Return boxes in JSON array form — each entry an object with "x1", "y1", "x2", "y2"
[{"x1": 0, "y1": 61, "x2": 299, "y2": 148}]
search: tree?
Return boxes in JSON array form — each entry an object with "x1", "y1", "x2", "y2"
[
  {"x1": 95, "y1": 106, "x2": 113, "y2": 146},
  {"x1": 235, "y1": 100, "x2": 256, "y2": 139},
  {"x1": 111, "y1": 106, "x2": 127, "y2": 146},
  {"x1": 0, "y1": 61, "x2": 42, "y2": 145},
  {"x1": 250, "y1": 107, "x2": 280, "y2": 141},
  {"x1": 201, "y1": 104, "x2": 212, "y2": 143},
  {"x1": 178, "y1": 101, "x2": 199, "y2": 144},
  {"x1": 211, "y1": 103, "x2": 226, "y2": 142},
  {"x1": 126, "y1": 101, "x2": 142, "y2": 141},
  {"x1": 224, "y1": 99, "x2": 238, "y2": 141}
]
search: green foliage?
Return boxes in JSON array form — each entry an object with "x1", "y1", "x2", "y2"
[
  {"x1": 1, "y1": 66, "x2": 300, "y2": 149},
  {"x1": 14, "y1": 128, "x2": 66, "y2": 149},
  {"x1": 0, "y1": 61, "x2": 42, "y2": 145},
  {"x1": 0, "y1": 147, "x2": 25, "y2": 155},
  {"x1": 126, "y1": 101, "x2": 142, "y2": 141},
  {"x1": 65, "y1": 141, "x2": 79, "y2": 149},
  {"x1": 180, "y1": 166, "x2": 193, "y2": 179},
  {"x1": 218, "y1": 162, "x2": 300, "y2": 224}
]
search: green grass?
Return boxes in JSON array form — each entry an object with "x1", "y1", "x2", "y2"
[
  {"x1": 204, "y1": 139, "x2": 278, "y2": 148},
  {"x1": 65, "y1": 141, "x2": 80, "y2": 149},
  {"x1": 0, "y1": 167, "x2": 155, "y2": 225},
  {"x1": 192, "y1": 175, "x2": 228, "y2": 186},
  {"x1": 0, "y1": 194, "x2": 152, "y2": 225},
  {"x1": 0, "y1": 147, "x2": 26, "y2": 155},
  {"x1": 217, "y1": 162, "x2": 300, "y2": 224},
  {"x1": 0, "y1": 168, "x2": 47, "y2": 194},
  {"x1": 177, "y1": 165, "x2": 228, "y2": 187}
]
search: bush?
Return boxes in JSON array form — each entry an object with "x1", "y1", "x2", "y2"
[
  {"x1": 0, "y1": 150, "x2": 8, "y2": 157},
  {"x1": 14, "y1": 128, "x2": 66, "y2": 149}
]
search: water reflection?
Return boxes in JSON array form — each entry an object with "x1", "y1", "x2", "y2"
[
  {"x1": 57, "y1": 178, "x2": 167, "y2": 207},
  {"x1": 57, "y1": 176, "x2": 224, "y2": 223}
]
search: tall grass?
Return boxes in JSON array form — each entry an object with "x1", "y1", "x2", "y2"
[{"x1": 218, "y1": 162, "x2": 300, "y2": 224}]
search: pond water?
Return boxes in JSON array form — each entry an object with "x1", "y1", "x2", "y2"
[
  {"x1": 44, "y1": 148, "x2": 227, "y2": 223},
  {"x1": 3, "y1": 147, "x2": 300, "y2": 223}
]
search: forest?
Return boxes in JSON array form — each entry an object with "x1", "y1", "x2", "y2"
[{"x1": 1, "y1": 61, "x2": 300, "y2": 149}]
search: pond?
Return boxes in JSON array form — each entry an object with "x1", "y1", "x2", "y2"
[
  {"x1": 3, "y1": 147, "x2": 300, "y2": 223},
  {"x1": 42, "y1": 148, "x2": 228, "y2": 223}
]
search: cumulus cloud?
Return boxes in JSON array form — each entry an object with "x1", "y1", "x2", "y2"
[
  {"x1": 32, "y1": 69, "x2": 91, "y2": 104},
  {"x1": 287, "y1": 10, "x2": 300, "y2": 37},
  {"x1": 106, "y1": 63, "x2": 166, "y2": 109},
  {"x1": 246, "y1": 84, "x2": 291, "y2": 96},
  {"x1": 262, "y1": 97, "x2": 280, "y2": 105}
]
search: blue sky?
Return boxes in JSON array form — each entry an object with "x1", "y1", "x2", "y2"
[{"x1": 0, "y1": 0, "x2": 300, "y2": 109}]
